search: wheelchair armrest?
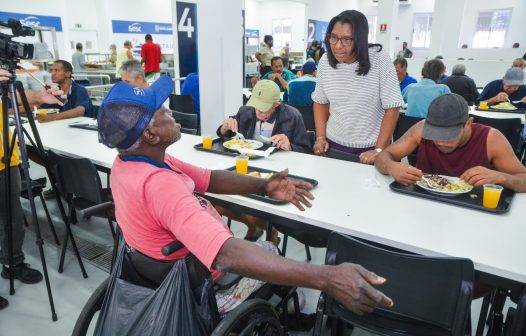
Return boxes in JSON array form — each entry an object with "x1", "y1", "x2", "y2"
[
  {"x1": 79, "y1": 201, "x2": 114, "y2": 219},
  {"x1": 214, "y1": 272, "x2": 242, "y2": 290}
]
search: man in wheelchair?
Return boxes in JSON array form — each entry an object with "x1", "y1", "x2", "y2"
[{"x1": 96, "y1": 76, "x2": 393, "y2": 320}]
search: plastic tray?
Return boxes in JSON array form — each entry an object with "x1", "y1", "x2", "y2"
[
  {"x1": 194, "y1": 138, "x2": 276, "y2": 160},
  {"x1": 69, "y1": 123, "x2": 98, "y2": 131},
  {"x1": 474, "y1": 106, "x2": 526, "y2": 114},
  {"x1": 225, "y1": 166, "x2": 318, "y2": 205},
  {"x1": 389, "y1": 181, "x2": 514, "y2": 214}
]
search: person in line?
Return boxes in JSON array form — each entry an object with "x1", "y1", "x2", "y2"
[
  {"x1": 287, "y1": 61, "x2": 317, "y2": 106},
  {"x1": 312, "y1": 10, "x2": 403, "y2": 165},
  {"x1": 97, "y1": 76, "x2": 393, "y2": 316},
  {"x1": 477, "y1": 68, "x2": 526, "y2": 108},
  {"x1": 140, "y1": 34, "x2": 162, "y2": 80},
  {"x1": 218, "y1": 80, "x2": 311, "y2": 241},
  {"x1": 441, "y1": 64, "x2": 479, "y2": 106},
  {"x1": 306, "y1": 40, "x2": 325, "y2": 64},
  {"x1": 393, "y1": 57, "x2": 417, "y2": 93},
  {"x1": 402, "y1": 59, "x2": 450, "y2": 118},
  {"x1": 512, "y1": 58, "x2": 525, "y2": 69},
  {"x1": 397, "y1": 41, "x2": 413, "y2": 58},
  {"x1": 109, "y1": 44, "x2": 117, "y2": 66},
  {"x1": 0, "y1": 69, "x2": 67, "y2": 310},
  {"x1": 255, "y1": 35, "x2": 274, "y2": 77},
  {"x1": 115, "y1": 40, "x2": 133, "y2": 79},
  {"x1": 71, "y1": 42, "x2": 86, "y2": 72},
  {"x1": 37, "y1": 60, "x2": 94, "y2": 121},
  {"x1": 261, "y1": 56, "x2": 296, "y2": 95},
  {"x1": 375, "y1": 93, "x2": 526, "y2": 192}
]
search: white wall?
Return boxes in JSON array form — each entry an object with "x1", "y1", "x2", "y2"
[{"x1": 306, "y1": 0, "x2": 358, "y2": 21}]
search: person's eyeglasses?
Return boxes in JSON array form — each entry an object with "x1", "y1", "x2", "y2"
[{"x1": 328, "y1": 35, "x2": 354, "y2": 46}]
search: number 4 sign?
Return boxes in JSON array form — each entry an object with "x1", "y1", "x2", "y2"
[
  {"x1": 178, "y1": 7, "x2": 194, "y2": 38},
  {"x1": 176, "y1": 2, "x2": 198, "y2": 77}
]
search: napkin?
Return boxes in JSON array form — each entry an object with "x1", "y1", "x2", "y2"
[{"x1": 237, "y1": 146, "x2": 277, "y2": 158}]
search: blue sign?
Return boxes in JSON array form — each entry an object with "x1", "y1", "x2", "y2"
[
  {"x1": 0, "y1": 11, "x2": 63, "y2": 32},
  {"x1": 245, "y1": 29, "x2": 259, "y2": 38},
  {"x1": 308, "y1": 19, "x2": 329, "y2": 43},
  {"x1": 112, "y1": 20, "x2": 173, "y2": 35},
  {"x1": 176, "y1": 2, "x2": 198, "y2": 77}
]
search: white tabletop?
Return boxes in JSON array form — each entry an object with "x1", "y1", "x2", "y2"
[
  {"x1": 469, "y1": 106, "x2": 525, "y2": 124},
  {"x1": 26, "y1": 117, "x2": 526, "y2": 284}
]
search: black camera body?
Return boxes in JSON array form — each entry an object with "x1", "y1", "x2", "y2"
[{"x1": 0, "y1": 19, "x2": 35, "y2": 72}]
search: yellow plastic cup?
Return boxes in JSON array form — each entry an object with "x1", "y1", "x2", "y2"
[
  {"x1": 483, "y1": 184, "x2": 503, "y2": 209},
  {"x1": 479, "y1": 101, "x2": 489, "y2": 110},
  {"x1": 37, "y1": 109, "x2": 48, "y2": 116},
  {"x1": 202, "y1": 135, "x2": 213, "y2": 150},
  {"x1": 235, "y1": 155, "x2": 249, "y2": 174}
]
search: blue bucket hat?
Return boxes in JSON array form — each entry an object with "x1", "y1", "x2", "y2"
[{"x1": 98, "y1": 76, "x2": 173, "y2": 149}]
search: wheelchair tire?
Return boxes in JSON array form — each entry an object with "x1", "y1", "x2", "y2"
[
  {"x1": 72, "y1": 277, "x2": 109, "y2": 336},
  {"x1": 211, "y1": 298, "x2": 284, "y2": 336}
]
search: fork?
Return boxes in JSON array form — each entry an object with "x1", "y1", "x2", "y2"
[
  {"x1": 420, "y1": 175, "x2": 435, "y2": 188},
  {"x1": 512, "y1": 100, "x2": 523, "y2": 104},
  {"x1": 234, "y1": 131, "x2": 245, "y2": 140}
]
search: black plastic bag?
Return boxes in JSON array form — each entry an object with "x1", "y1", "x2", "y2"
[{"x1": 94, "y1": 243, "x2": 215, "y2": 336}]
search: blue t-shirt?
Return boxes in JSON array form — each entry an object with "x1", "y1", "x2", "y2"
[
  {"x1": 402, "y1": 78, "x2": 450, "y2": 118},
  {"x1": 477, "y1": 79, "x2": 526, "y2": 108},
  {"x1": 399, "y1": 73, "x2": 418, "y2": 93},
  {"x1": 287, "y1": 75, "x2": 316, "y2": 105},
  {"x1": 181, "y1": 72, "x2": 200, "y2": 117},
  {"x1": 41, "y1": 80, "x2": 94, "y2": 118}
]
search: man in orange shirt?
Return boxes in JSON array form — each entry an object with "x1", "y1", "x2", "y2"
[{"x1": 140, "y1": 34, "x2": 162, "y2": 79}]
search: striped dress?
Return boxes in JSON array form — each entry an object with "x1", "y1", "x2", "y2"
[{"x1": 311, "y1": 48, "x2": 403, "y2": 148}]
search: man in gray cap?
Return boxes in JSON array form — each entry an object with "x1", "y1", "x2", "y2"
[
  {"x1": 375, "y1": 93, "x2": 526, "y2": 192},
  {"x1": 476, "y1": 67, "x2": 526, "y2": 108},
  {"x1": 97, "y1": 76, "x2": 393, "y2": 316}
]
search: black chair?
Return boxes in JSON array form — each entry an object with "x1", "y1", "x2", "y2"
[
  {"x1": 20, "y1": 175, "x2": 60, "y2": 245},
  {"x1": 172, "y1": 110, "x2": 199, "y2": 135},
  {"x1": 169, "y1": 94, "x2": 195, "y2": 115},
  {"x1": 242, "y1": 94, "x2": 250, "y2": 106},
  {"x1": 394, "y1": 114, "x2": 424, "y2": 165},
  {"x1": 306, "y1": 130, "x2": 316, "y2": 149},
  {"x1": 469, "y1": 114, "x2": 524, "y2": 159},
  {"x1": 48, "y1": 150, "x2": 116, "y2": 276},
  {"x1": 290, "y1": 104, "x2": 315, "y2": 131},
  {"x1": 313, "y1": 232, "x2": 474, "y2": 336}
]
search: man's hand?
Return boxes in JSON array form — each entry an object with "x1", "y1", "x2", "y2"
[
  {"x1": 494, "y1": 92, "x2": 509, "y2": 103},
  {"x1": 0, "y1": 69, "x2": 11, "y2": 82},
  {"x1": 35, "y1": 113, "x2": 60, "y2": 123},
  {"x1": 41, "y1": 86, "x2": 65, "y2": 106},
  {"x1": 270, "y1": 134, "x2": 291, "y2": 151},
  {"x1": 220, "y1": 117, "x2": 238, "y2": 134},
  {"x1": 389, "y1": 162, "x2": 422, "y2": 185},
  {"x1": 359, "y1": 149, "x2": 380, "y2": 165},
  {"x1": 460, "y1": 166, "x2": 503, "y2": 186},
  {"x1": 265, "y1": 169, "x2": 314, "y2": 211},
  {"x1": 324, "y1": 263, "x2": 393, "y2": 315}
]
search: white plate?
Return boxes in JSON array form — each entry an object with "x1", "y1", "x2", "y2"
[
  {"x1": 491, "y1": 103, "x2": 517, "y2": 111},
  {"x1": 415, "y1": 175, "x2": 473, "y2": 197},
  {"x1": 223, "y1": 139, "x2": 264, "y2": 151}
]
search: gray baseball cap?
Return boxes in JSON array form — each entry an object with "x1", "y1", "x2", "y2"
[
  {"x1": 422, "y1": 93, "x2": 469, "y2": 141},
  {"x1": 503, "y1": 67, "x2": 524, "y2": 86}
]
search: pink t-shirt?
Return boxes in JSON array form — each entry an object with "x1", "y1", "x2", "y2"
[{"x1": 110, "y1": 154, "x2": 233, "y2": 270}]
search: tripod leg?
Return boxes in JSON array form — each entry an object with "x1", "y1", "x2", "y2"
[{"x1": 38, "y1": 193, "x2": 60, "y2": 245}]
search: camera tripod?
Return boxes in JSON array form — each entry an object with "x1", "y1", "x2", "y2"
[{"x1": 1, "y1": 73, "x2": 59, "y2": 321}]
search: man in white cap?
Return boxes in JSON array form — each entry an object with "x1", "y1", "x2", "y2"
[{"x1": 477, "y1": 67, "x2": 526, "y2": 108}]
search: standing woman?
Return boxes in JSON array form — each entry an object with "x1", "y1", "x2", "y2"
[{"x1": 312, "y1": 10, "x2": 403, "y2": 165}]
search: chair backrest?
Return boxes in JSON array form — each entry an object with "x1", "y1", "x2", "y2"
[
  {"x1": 287, "y1": 80, "x2": 316, "y2": 106},
  {"x1": 322, "y1": 232, "x2": 474, "y2": 336},
  {"x1": 393, "y1": 114, "x2": 425, "y2": 142},
  {"x1": 181, "y1": 127, "x2": 198, "y2": 135},
  {"x1": 289, "y1": 104, "x2": 315, "y2": 131},
  {"x1": 172, "y1": 110, "x2": 199, "y2": 134},
  {"x1": 270, "y1": 217, "x2": 330, "y2": 248},
  {"x1": 469, "y1": 114, "x2": 523, "y2": 156},
  {"x1": 169, "y1": 94, "x2": 195, "y2": 115},
  {"x1": 306, "y1": 130, "x2": 316, "y2": 148},
  {"x1": 47, "y1": 150, "x2": 104, "y2": 204},
  {"x1": 242, "y1": 94, "x2": 250, "y2": 106}
]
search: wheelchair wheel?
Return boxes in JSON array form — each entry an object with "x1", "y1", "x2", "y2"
[
  {"x1": 72, "y1": 277, "x2": 109, "y2": 336},
  {"x1": 211, "y1": 299, "x2": 284, "y2": 336}
]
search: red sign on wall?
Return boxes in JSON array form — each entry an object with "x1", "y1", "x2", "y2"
[{"x1": 380, "y1": 23, "x2": 388, "y2": 32}]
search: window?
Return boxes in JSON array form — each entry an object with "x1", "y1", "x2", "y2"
[
  {"x1": 272, "y1": 18, "x2": 292, "y2": 49},
  {"x1": 411, "y1": 13, "x2": 432, "y2": 48},
  {"x1": 367, "y1": 16, "x2": 377, "y2": 43},
  {"x1": 472, "y1": 9, "x2": 512, "y2": 48}
]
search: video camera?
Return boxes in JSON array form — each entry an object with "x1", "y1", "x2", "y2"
[{"x1": 0, "y1": 19, "x2": 35, "y2": 72}]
